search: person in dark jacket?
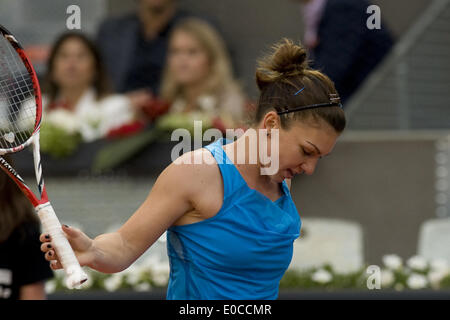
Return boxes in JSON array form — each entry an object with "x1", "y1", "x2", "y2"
[
  {"x1": 299, "y1": 0, "x2": 394, "y2": 103},
  {"x1": 97, "y1": 0, "x2": 189, "y2": 94}
]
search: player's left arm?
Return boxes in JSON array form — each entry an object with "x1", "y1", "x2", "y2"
[{"x1": 90, "y1": 152, "x2": 205, "y2": 273}]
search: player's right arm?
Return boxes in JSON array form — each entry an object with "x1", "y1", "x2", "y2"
[{"x1": 40, "y1": 153, "x2": 205, "y2": 273}]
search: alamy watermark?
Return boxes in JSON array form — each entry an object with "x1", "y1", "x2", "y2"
[
  {"x1": 366, "y1": 265, "x2": 382, "y2": 289},
  {"x1": 366, "y1": 5, "x2": 382, "y2": 30},
  {"x1": 65, "y1": 4, "x2": 382, "y2": 32},
  {"x1": 66, "y1": 5, "x2": 81, "y2": 30},
  {"x1": 170, "y1": 121, "x2": 280, "y2": 175}
]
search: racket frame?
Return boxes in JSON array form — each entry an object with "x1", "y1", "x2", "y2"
[{"x1": 0, "y1": 24, "x2": 87, "y2": 288}]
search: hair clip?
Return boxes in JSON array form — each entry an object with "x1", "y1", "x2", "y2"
[
  {"x1": 329, "y1": 93, "x2": 340, "y2": 101},
  {"x1": 278, "y1": 90, "x2": 343, "y2": 115},
  {"x1": 294, "y1": 87, "x2": 305, "y2": 96},
  {"x1": 277, "y1": 100, "x2": 343, "y2": 115}
]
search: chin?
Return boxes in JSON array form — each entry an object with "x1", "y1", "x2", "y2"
[{"x1": 271, "y1": 173, "x2": 285, "y2": 184}]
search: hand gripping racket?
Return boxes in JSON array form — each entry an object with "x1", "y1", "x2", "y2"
[{"x1": 0, "y1": 25, "x2": 87, "y2": 288}]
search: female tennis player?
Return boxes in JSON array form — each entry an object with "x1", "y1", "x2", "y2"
[{"x1": 40, "y1": 39, "x2": 346, "y2": 299}]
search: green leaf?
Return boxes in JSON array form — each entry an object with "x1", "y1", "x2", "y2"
[
  {"x1": 155, "y1": 112, "x2": 212, "y2": 135},
  {"x1": 91, "y1": 128, "x2": 161, "y2": 174},
  {"x1": 40, "y1": 122, "x2": 82, "y2": 158}
]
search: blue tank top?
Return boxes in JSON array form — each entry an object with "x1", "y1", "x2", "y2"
[{"x1": 166, "y1": 138, "x2": 301, "y2": 300}]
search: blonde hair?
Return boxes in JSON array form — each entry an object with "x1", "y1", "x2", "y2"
[{"x1": 160, "y1": 18, "x2": 241, "y2": 105}]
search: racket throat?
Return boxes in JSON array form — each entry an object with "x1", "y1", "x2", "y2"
[{"x1": 32, "y1": 133, "x2": 48, "y2": 203}]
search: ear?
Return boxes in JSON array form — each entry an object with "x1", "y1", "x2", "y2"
[{"x1": 261, "y1": 111, "x2": 281, "y2": 133}]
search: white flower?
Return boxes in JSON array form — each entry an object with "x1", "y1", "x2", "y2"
[
  {"x1": 104, "y1": 274, "x2": 123, "y2": 292},
  {"x1": 197, "y1": 95, "x2": 217, "y2": 114},
  {"x1": 407, "y1": 273, "x2": 428, "y2": 290},
  {"x1": 151, "y1": 261, "x2": 170, "y2": 287},
  {"x1": 311, "y1": 269, "x2": 332, "y2": 284},
  {"x1": 45, "y1": 280, "x2": 57, "y2": 294},
  {"x1": 17, "y1": 99, "x2": 37, "y2": 131},
  {"x1": 134, "y1": 282, "x2": 152, "y2": 292},
  {"x1": 382, "y1": 254, "x2": 403, "y2": 270},
  {"x1": 380, "y1": 269, "x2": 395, "y2": 288},
  {"x1": 430, "y1": 258, "x2": 449, "y2": 273},
  {"x1": 428, "y1": 270, "x2": 449, "y2": 289},
  {"x1": 394, "y1": 283, "x2": 404, "y2": 291},
  {"x1": 96, "y1": 95, "x2": 134, "y2": 136},
  {"x1": 80, "y1": 107, "x2": 102, "y2": 128},
  {"x1": 124, "y1": 266, "x2": 141, "y2": 286},
  {"x1": 406, "y1": 255, "x2": 428, "y2": 271},
  {"x1": 46, "y1": 109, "x2": 80, "y2": 134}
]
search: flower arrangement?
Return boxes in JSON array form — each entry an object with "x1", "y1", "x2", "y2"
[
  {"x1": 39, "y1": 108, "x2": 94, "y2": 158},
  {"x1": 45, "y1": 255, "x2": 170, "y2": 294},
  {"x1": 45, "y1": 254, "x2": 450, "y2": 293},
  {"x1": 379, "y1": 254, "x2": 450, "y2": 290},
  {"x1": 280, "y1": 254, "x2": 450, "y2": 291},
  {"x1": 40, "y1": 110, "x2": 82, "y2": 158},
  {"x1": 40, "y1": 93, "x2": 139, "y2": 157},
  {"x1": 279, "y1": 265, "x2": 368, "y2": 290},
  {"x1": 155, "y1": 111, "x2": 213, "y2": 136}
]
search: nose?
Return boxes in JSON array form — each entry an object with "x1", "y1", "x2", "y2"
[{"x1": 300, "y1": 158, "x2": 319, "y2": 176}]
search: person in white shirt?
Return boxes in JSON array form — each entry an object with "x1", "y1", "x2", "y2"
[{"x1": 41, "y1": 32, "x2": 136, "y2": 142}]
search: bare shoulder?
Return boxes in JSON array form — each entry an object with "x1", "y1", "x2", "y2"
[
  {"x1": 138, "y1": 147, "x2": 222, "y2": 222},
  {"x1": 167, "y1": 148, "x2": 224, "y2": 223},
  {"x1": 164, "y1": 148, "x2": 222, "y2": 197}
]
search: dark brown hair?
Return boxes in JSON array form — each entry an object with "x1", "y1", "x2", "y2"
[
  {"x1": 254, "y1": 38, "x2": 346, "y2": 133},
  {"x1": 43, "y1": 31, "x2": 111, "y2": 106},
  {"x1": 0, "y1": 155, "x2": 37, "y2": 243}
]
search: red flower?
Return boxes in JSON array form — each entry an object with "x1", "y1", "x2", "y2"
[
  {"x1": 106, "y1": 121, "x2": 146, "y2": 139},
  {"x1": 141, "y1": 98, "x2": 170, "y2": 121},
  {"x1": 212, "y1": 117, "x2": 226, "y2": 133}
]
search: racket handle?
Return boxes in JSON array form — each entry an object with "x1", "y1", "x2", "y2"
[{"x1": 37, "y1": 203, "x2": 88, "y2": 289}]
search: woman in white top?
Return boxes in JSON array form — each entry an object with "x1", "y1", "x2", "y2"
[{"x1": 42, "y1": 32, "x2": 135, "y2": 142}]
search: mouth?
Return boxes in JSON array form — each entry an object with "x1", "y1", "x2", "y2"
[{"x1": 285, "y1": 169, "x2": 295, "y2": 179}]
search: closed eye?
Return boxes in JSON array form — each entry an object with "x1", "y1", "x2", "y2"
[
  {"x1": 301, "y1": 147, "x2": 312, "y2": 156},
  {"x1": 302, "y1": 147, "x2": 325, "y2": 159}
]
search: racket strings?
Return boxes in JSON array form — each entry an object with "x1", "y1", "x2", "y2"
[{"x1": 0, "y1": 34, "x2": 37, "y2": 149}]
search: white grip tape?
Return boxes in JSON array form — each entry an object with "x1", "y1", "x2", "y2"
[{"x1": 37, "y1": 203, "x2": 88, "y2": 289}]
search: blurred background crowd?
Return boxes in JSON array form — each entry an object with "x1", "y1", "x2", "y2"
[
  {"x1": 1, "y1": 0, "x2": 449, "y2": 299},
  {"x1": 2, "y1": 0, "x2": 398, "y2": 153}
]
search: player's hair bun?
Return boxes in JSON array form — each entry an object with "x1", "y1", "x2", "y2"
[{"x1": 256, "y1": 38, "x2": 309, "y2": 90}]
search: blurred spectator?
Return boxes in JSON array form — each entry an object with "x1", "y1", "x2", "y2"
[
  {"x1": 298, "y1": 0, "x2": 394, "y2": 103},
  {"x1": 42, "y1": 32, "x2": 137, "y2": 147},
  {"x1": 0, "y1": 155, "x2": 53, "y2": 300},
  {"x1": 157, "y1": 18, "x2": 247, "y2": 132},
  {"x1": 96, "y1": 0, "x2": 195, "y2": 109}
]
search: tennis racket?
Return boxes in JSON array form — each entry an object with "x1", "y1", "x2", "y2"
[{"x1": 0, "y1": 24, "x2": 87, "y2": 289}]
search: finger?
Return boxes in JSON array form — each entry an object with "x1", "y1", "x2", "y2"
[
  {"x1": 40, "y1": 242, "x2": 53, "y2": 253},
  {"x1": 39, "y1": 233, "x2": 51, "y2": 243},
  {"x1": 50, "y1": 260, "x2": 63, "y2": 270},
  {"x1": 61, "y1": 224, "x2": 80, "y2": 238},
  {"x1": 61, "y1": 225, "x2": 93, "y2": 251},
  {"x1": 45, "y1": 249, "x2": 59, "y2": 262}
]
